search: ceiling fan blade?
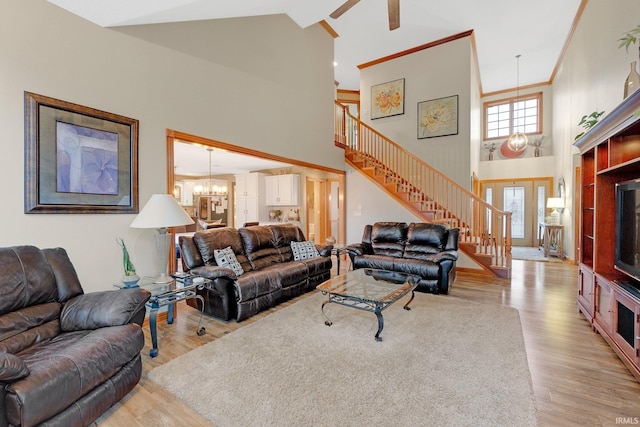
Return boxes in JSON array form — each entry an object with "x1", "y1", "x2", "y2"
[
  {"x1": 388, "y1": 0, "x2": 400, "y2": 30},
  {"x1": 330, "y1": 0, "x2": 361, "y2": 19}
]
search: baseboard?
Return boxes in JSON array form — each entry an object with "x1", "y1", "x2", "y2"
[{"x1": 457, "y1": 266, "x2": 493, "y2": 276}]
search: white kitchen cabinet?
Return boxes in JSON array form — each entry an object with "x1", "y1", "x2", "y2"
[
  {"x1": 265, "y1": 174, "x2": 300, "y2": 206},
  {"x1": 234, "y1": 173, "x2": 267, "y2": 226},
  {"x1": 236, "y1": 195, "x2": 260, "y2": 226},
  {"x1": 235, "y1": 173, "x2": 263, "y2": 197}
]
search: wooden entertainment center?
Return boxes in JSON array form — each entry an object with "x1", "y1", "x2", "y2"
[{"x1": 575, "y1": 89, "x2": 640, "y2": 381}]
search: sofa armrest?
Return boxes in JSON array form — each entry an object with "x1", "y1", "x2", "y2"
[
  {"x1": 0, "y1": 353, "x2": 29, "y2": 382},
  {"x1": 431, "y1": 250, "x2": 459, "y2": 262},
  {"x1": 190, "y1": 265, "x2": 238, "y2": 281},
  {"x1": 345, "y1": 243, "x2": 372, "y2": 256},
  {"x1": 345, "y1": 243, "x2": 372, "y2": 264},
  {"x1": 315, "y1": 244, "x2": 333, "y2": 257},
  {"x1": 60, "y1": 288, "x2": 151, "y2": 332}
]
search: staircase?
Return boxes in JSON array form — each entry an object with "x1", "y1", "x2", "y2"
[{"x1": 335, "y1": 101, "x2": 512, "y2": 278}]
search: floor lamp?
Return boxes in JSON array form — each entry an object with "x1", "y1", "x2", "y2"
[{"x1": 130, "y1": 194, "x2": 194, "y2": 284}]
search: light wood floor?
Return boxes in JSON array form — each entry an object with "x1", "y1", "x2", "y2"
[{"x1": 96, "y1": 259, "x2": 640, "y2": 426}]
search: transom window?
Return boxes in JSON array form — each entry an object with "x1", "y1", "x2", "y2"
[{"x1": 484, "y1": 92, "x2": 542, "y2": 140}]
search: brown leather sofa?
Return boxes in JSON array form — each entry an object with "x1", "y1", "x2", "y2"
[
  {"x1": 0, "y1": 245, "x2": 150, "y2": 427},
  {"x1": 179, "y1": 224, "x2": 332, "y2": 321},
  {"x1": 346, "y1": 222, "x2": 459, "y2": 294}
]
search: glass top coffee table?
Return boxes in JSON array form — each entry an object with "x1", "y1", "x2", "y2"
[{"x1": 316, "y1": 268, "x2": 420, "y2": 342}]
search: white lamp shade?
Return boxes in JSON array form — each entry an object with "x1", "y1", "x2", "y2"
[
  {"x1": 546, "y1": 197, "x2": 565, "y2": 209},
  {"x1": 130, "y1": 194, "x2": 194, "y2": 229}
]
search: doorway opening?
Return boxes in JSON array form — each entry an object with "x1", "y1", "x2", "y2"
[{"x1": 166, "y1": 129, "x2": 346, "y2": 270}]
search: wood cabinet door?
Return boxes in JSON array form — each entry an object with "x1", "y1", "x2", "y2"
[
  {"x1": 594, "y1": 276, "x2": 614, "y2": 335},
  {"x1": 613, "y1": 290, "x2": 640, "y2": 365},
  {"x1": 578, "y1": 265, "x2": 595, "y2": 320}
]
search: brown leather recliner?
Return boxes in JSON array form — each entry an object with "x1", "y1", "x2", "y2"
[
  {"x1": 0, "y1": 246, "x2": 150, "y2": 427},
  {"x1": 346, "y1": 222, "x2": 459, "y2": 294},
  {"x1": 179, "y1": 224, "x2": 332, "y2": 322}
]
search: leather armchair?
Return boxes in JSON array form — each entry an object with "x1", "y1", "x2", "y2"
[{"x1": 0, "y1": 246, "x2": 150, "y2": 427}]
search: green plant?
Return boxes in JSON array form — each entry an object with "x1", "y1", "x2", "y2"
[
  {"x1": 619, "y1": 24, "x2": 640, "y2": 52},
  {"x1": 574, "y1": 111, "x2": 605, "y2": 141},
  {"x1": 116, "y1": 237, "x2": 136, "y2": 276}
]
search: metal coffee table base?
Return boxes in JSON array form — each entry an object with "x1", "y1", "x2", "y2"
[{"x1": 321, "y1": 291, "x2": 415, "y2": 342}]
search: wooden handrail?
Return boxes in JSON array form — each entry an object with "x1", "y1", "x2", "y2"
[{"x1": 335, "y1": 101, "x2": 512, "y2": 270}]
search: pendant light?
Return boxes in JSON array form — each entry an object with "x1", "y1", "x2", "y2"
[
  {"x1": 205, "y1": 148, "x2": 214, "y2": 194},
  {"x1": 507, "y1": 54, "x2": 528, "y2": 152}
]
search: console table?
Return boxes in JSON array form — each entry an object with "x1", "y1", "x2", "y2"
[{"x1": 538, "y1": 223, "x2": 564, "y2": 259}]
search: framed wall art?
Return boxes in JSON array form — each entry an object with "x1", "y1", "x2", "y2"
[
  {"x1": 371, "y1": 78, "x2": 405, "y2": 119},
  {"x1": 417, "y1": 95, "x2": 458, "y2": 139},
  {"x1": 24, "y1": 92, "x2": 139, "y2": 213}
]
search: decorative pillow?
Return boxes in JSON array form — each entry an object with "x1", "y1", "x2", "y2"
[
  {"x1": 214, "y1": 246, "x2": 244, "y2": 276},
  {"x1": 291, "y1": 241, "x2": 320, "y2": 261}
]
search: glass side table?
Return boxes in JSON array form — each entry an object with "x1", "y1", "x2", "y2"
[
  {"x1": 115, "y1": 276, "x2": 209, "y2": 357},
  {"x1": 331, "y1": 244, "x2": 349, "y2": 274}
]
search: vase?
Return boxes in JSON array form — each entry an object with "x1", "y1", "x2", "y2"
[
  {"x1": 624, "y1": 61, "x2": 640, "y2": 99},
  {"x1": 122, "y1": 274, "x2": 140, "y2": 288},
  {"x1": 534, "y1": 147, "x2": 540, "y2": 157},
  {"x1": 488, "y1": 151, "x2": 493, "y2": 161}
]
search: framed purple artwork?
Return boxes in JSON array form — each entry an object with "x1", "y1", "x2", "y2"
[{"x1": 24, "y1": 92, "x2": 138, "y2": 213}]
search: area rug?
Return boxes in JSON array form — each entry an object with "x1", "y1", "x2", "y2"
[
  {"x1": 148, "y1": 292, "x2": 536, "y2": 427},
  {"x1": 512, "y1": 245, "x2": 563, "y2": 262}
]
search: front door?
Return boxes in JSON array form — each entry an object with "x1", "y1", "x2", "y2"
[{"x1": 480, "y1": 178, "x2": 552, "y2": 247}]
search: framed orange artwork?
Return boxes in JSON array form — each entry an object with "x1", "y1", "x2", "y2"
[{"x1": 371, "y1": 78, "x2": 404, "y2": 119}]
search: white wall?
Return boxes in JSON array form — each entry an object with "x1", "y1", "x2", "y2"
[
  {"x1": 469, "y1": 49, "x2": 482, "y2": 176},
  {"x1": 358, "y1": 37, "x2": 473, "y2": 189},
  {"x1": 478, "y1": 156, "x2": 556, "y2": 181},
  {"x1": 1, "y1": 1, "x2": 339, "y2": 291},
  {"x1": 551, "y1": 0, "x2": 640, "y2": 260}
]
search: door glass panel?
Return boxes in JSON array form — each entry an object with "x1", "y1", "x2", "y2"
[
  {"x1": 485, "y1": 188, "x2": 493, "y2": 234},
  {"x1": 504, "y1": 187, "x2": 525, "y2": 239},
  {"x1": 537, "y1": 186, "x2": 546, "y2": 225}
]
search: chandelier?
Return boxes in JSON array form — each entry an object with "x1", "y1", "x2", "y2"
[{"x1": 507, "y1": 54, "x2": 528, "y2": 152}]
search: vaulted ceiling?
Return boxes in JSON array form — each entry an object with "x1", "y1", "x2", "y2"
[{"x1": 48, "y1": 0, "x2": 583, "y2": 93}]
